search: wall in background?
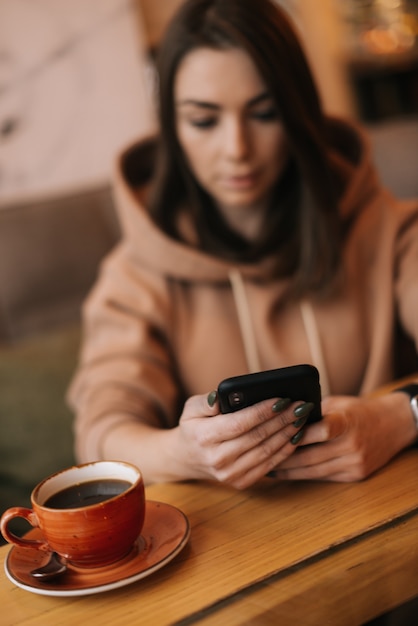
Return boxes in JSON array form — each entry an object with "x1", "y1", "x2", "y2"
[
  {"x1": 0, "y1": 0, "x2": 156, "y2": 206},
  {"x1": 290, "y1": 0, "x2": 356, "y2": 117}
]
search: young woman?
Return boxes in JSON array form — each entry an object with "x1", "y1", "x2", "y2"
[{"x1": 68, "y1": 0, "x2": 418, "y2": 489}]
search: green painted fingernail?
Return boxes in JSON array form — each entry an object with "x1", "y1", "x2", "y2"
[
  {"x1": 207, "y1": 390, "x2": 217, "y2": 407},
  {"x1": 293, "y1": 402, "x2": 314, "y2": 419},
  {"x1": 272, "y1": 397, "x2": 291, "y2": 412},
  {"x1": 293, "y1": 414, "x2": 309, "y2": 429},
  {"x1": 291, "y1": 429, "x2": 305, "y2": 445}
]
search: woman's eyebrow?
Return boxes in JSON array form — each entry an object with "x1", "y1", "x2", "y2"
[
  {"x1": 248, "y1": 92, "x2": 272, "y2": 107},
  {"x1": 176, "y1": 91, "x2": 273, "y2": 110},
  {"x1": 176, "y1": 99, "x2": 220, "y2": 109}
]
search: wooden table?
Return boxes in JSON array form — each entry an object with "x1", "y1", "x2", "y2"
[{"x1": 1, "y1": 448, "x2": 418, "y2": 625}]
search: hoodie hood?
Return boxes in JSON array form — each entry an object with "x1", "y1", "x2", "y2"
[{"x1": 112, "y1": 116, "x2": 381, "y2": 284}]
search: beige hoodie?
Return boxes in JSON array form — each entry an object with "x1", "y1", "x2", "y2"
[{"x1": 68, "y1": 118, "x2": 418, "y2": 462}]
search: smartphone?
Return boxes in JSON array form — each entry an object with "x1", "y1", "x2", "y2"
[{"x1": 217, "y1": 364, "x2": 322, "y2": 423}]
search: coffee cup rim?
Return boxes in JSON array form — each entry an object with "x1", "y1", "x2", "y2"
[{"x1": 33, "y1": 461, "x2": 142, "y2": 510}]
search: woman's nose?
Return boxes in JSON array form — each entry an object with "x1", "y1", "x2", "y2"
[{"x1": 224, "y1": 119, "x2": 250, "y2": 161}]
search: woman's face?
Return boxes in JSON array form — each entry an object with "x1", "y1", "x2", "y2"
[{"x1": 174, "y1": 46, "x2": 289, "y2": 218}]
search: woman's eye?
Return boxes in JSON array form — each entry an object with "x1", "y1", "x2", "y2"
[
  {"x1": 189, "y1": 117, "x2": 217, "y2": 129},
  {"x1": 252, "y1": 108, "x2": 279, "y2": 122}
]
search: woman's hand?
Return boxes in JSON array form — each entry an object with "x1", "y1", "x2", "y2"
[
  {"x1": 171, "y1": 392, "x2": 314, "y2": 489},
  {"x1": 271, "y1": 393, "x2": 418, "y2": 482}
]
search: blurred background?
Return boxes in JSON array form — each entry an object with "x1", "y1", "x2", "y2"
[
  {"x1": 1, "y1": 0, "x2": 418, "y2": 534},
  {"x1": 1, "y1": 0, "x2": 418, "y2": 203}
]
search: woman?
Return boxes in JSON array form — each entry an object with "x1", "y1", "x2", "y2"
[{"x1": 68, "y1": 0, "x2": 418, "y2": 489}]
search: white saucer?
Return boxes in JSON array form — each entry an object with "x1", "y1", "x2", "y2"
[{"x1": 4, "y1": 500, "x2": 190, "y2": 597}]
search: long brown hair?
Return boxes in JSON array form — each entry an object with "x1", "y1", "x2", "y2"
[{"x1": 149, "y1": 0, "x2": 342, "y2": 296}]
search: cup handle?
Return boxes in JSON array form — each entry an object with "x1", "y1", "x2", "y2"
[{"x1": 0, "y1": 507, "x2": 48, "y2": 551}]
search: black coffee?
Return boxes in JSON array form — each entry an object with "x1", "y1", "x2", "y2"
[{"x1": 44, "y1": 479, "x2": 131, "y2": 509}]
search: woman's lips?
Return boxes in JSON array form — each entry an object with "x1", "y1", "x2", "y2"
[{"x1": 221, "y1": 173, "x2": 258, "y2": 190}]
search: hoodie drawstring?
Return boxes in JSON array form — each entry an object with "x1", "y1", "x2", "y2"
[
  {"x1": 229, "y1": 270, "x2": 331, "y2": 396},
  {"x1": 300, "y1": 300, "x2": 331, "y2": 397},
  {"x1": 229, "y1": 269, "x2": 261, "y2": 373}
]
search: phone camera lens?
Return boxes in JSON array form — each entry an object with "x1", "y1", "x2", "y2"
[{"x1": 228, "y1": 391, "x2": 244, "y2": 407}]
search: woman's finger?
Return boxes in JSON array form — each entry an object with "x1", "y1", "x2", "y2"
[{"x1": 213, "y1": 426, "x2": 302, "y2": 488}]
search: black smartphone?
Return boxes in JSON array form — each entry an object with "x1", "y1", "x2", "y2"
[{"x1": 217, "y1": 364, "x2": 322, "y2": 423}]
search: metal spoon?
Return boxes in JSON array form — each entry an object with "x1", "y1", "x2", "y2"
[{"x1": 30, "y1": 552, "x2": 67, "y2": 580}]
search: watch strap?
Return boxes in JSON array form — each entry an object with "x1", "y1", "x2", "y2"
[{"x1": 393, "y1": 384, "x2": 418, "y2": 431}]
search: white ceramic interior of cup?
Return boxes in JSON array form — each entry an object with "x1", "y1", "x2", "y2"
[{"x1": 36, "y1": 461, "x2": 140, "y2": 506}]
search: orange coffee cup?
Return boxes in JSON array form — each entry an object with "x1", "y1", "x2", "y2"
[{"x1": 0, "y1": 461, "x2": 145, "y2": 568}]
